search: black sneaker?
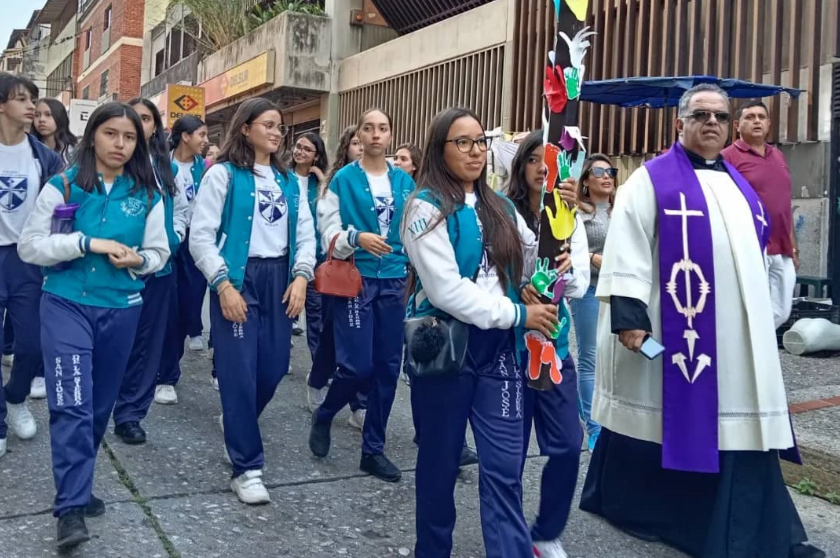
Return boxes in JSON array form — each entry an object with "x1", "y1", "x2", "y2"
[
  {"x1": 309, "y1": 419, "x2": 331, "y2": 458},
  {"x1": 459, "y1": 445, "x2": 478, "y2": 467},
  {"x1": 56, "y1": 510, "x2": 90, "y2": 550},
  {"x1": 85, "y1": 494, "x2": 105, "y2": 518},
  {"x1": 360, "y1": 453, "x2": 401, "y2": 483},
  {"x1": 292, "y1": 323, "x2": 304, "y2": 336},
  {"x1": 114, "y1": 422, "x2": 146, "y2": 445},
  {"x1": 790, "y1": 544, "x2": 826, "y2": 558}
]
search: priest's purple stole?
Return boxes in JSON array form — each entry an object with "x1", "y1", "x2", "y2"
[{"x1": 645, "y1": 141, "x2": 784, "y2": 473}]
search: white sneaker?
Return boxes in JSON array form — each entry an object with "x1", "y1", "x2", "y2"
[
  {"x1": 154, "y1": 385, "x2": 178, "y2": 405},
  {"x1": 29, "y1": 377, "x2": 47, "y2": 399},
  {"x1": 6, "y1": 402, "x2": 37, "y2": 440},
  {"x1": 307, "y1": 384, "x2": 327, "y2": 414},
  {"x1": 0, "y1": 437, "x2": 6, "y2": 459},
  {"x1": 212, "y1": 377, "x2": 219, "y2": 390},
  {"x1": 187, "y1": 336, "x2": 204, "y2": 351},
  {"x1": 231, "y1": 470, "x2": 270, "y2": 504},
  {"x1": 533, "y1": 539, "x2": 568, "y2": 558},
  {"x1": 348, "y1": 409, "x2": 366, "y2": 430},
  {"x1": 1, "y1": 354, "x2": 12, "y2": 367}
]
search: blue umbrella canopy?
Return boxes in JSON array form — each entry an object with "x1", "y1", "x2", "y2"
[{"x1": 579, "y1": 75, "x2": 802, "y2": 108}]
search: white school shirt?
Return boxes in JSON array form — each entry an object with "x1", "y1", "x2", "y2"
[
  {"x1": 174, "y1": 159, "x2": 197, "y2": 224},
  {"x1": 0, "y1": 139, "x2": 41, "y2": 245},
  {"x1": 249, "y1": 164, "x2": 290, "y2": 258},
  {"x1": 367, "y1": 171, "x2": 394, "y2": 237}
]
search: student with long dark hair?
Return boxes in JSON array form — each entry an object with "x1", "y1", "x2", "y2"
[
  {"x1": 0, "y1": 73, "x2": 63, "y2": 459},
  {"x1": 190, "y1": 98, "x2": 315, "y2": 504},
  {"x1": 156, "y1": 115, "x2": 208, "y2": 405},
  {"x1": 33, "y1": 98, "x2": 77, "y2": 167},
  {"x1": 111, "y1": 98, "x2": 186, "y2": 445},
  {"x1": 507, "y1": 129, "x2": 589, "y2": 558},
  {"x1": 18, "y1": 101, "x2": 168, "y2": 548},
  {"x1": 305, "y1": 125, "x2": 368, "y2": 424},
  {"x1": 309, "y1": 110, "x2": 414, "y2": 482},
  {"x1": 401, "y1": 108, "x2": 559, "y2": 557}
]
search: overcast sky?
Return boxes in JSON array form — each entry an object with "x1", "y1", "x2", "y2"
[{"x1": 0, "y1": 0, "x2": 50, "y2": 51}]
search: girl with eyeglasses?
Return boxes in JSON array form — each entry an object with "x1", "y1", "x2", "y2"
[
  {"x1": 111, "y1": 98, "x2": 186, "y2": 446},
  {"x1": 308, "y1": 109, "x2": 415, "y2": 483},
  {"x1": 570, "y1": 154, "x2": 616, "y2": 452},
  {"x1": 401, "y1": 108, "x2": 559, "y2": 557},
  {"x1": 18, "y1": 102, "x2": 169, "y2": 549},
  {"x1": 190, "y1": 98, "x2": 315, "y2": 504},
  {"x1": 156, "y1": 115, "x2": 209, "y2": 406},
  {"x1": 506, "y1": 130, "x2": 590, "y2": 558},
  {"x1": 305, "y1": 125, "x2": 369, "y2": 428}
]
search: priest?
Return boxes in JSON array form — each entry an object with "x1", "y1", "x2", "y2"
[{"x1": 579, "y1": 84, "x2": 824, "y2": 558}]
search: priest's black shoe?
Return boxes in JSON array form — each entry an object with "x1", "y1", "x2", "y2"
[
  {"x1": 459, "y1": 445, "x2": 478, "y2": 467},
  {"x1": 360, "y1": 453, "x2": 401, "y2": 483},
  {"x1": 309, "y1": 419, "x2": 331, "y2": 458},
  {"x1": 56, "y1": 510, "x2": 90, "y2": 550},
  {"x1": 115, "y1": 422, "x2": 146, "y2": 445},
  {"x1": 790, "y1": 543, "x2": 826, "y2": 558},
  {"x1": 85, "y1": 494, "x2": 105, "y2": 518}
]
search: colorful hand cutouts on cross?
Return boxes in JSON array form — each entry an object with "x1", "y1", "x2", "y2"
[
  {"x1": 545, "y1": 188, "x2": 576, "y2": 240},
  {"x1": 557, "y1": 0, "x2": 590, "y2": 22},
  {"x1": 544, "y1": 143, "x2": 561, "y2": 194},
  {"x1": 525, "y1": 331, "x2": 563, "y2": 384},
  {"x1": 532, "y1": 258, "x2": 559, "y2": 299},
  {"x1": 544, "y1": 66, "x2": 569, "y2": 114}
]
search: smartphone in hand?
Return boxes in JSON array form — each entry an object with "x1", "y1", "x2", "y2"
[{"x1": 640, "y1": 335, "x2": 665, "y2": 360}]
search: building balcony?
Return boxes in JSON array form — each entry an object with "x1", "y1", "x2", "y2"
[
  {"x1": 141, "y1": 51, "x2": 199, "y2": 100},
  {"x1": 196, "y1": 11, "x2": 331, "y2": 120}
]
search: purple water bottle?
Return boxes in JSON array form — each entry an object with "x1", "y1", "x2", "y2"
[{"x1": 51, "y1": 203, "x2": 80, "y2": 271}]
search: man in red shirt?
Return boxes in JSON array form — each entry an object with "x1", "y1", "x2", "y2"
[{"x1": 723, "y1": 100, "x2": 798, "y2": 328}]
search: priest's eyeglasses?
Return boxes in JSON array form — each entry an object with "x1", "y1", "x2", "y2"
[
  {"x1": 590, "y1": 167, "x2": 619, "y2": 179},
  {"x1": 685, "y1": 110, "x2": 731, "y2": 124},
  {"x1": 446, "y1": 137, "x2": 493, "y2": 153}
]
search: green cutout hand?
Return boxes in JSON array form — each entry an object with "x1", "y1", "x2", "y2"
[
  {"x1": 531, "y1": 257, "x2": 559, "y2": 299},
  {"x1": 564, "y1": 67, "x2": 581, "y2": 100},
  {"x1": 558, "y1": 150, "x2": 572, "y2": 181}
]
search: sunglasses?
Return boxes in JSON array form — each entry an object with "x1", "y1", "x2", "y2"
[
  {"x1": 590, "y1": 167, "x2": 618, "y2": 179},
  {"x1": 685, "y1": 110, "x2": 731, "y2": 124}
]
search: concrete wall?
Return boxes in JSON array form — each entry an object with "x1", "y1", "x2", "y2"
[
  {"x1": 45, "y1": 16, "x2": 76, "y2": 77},
  {"x1": 337, "y1": 0, "x2": 510, "y2": 92},
  {"x1": 196, "y1": 13, "x2": 331, "y2": 93}
]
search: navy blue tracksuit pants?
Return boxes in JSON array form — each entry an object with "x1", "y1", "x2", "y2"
[
  {"x1": 159, "y1": 233, "x2": 207, "y2": 386},
  {"x1": 413, "y1": 327, "x2": 532, "y2": 558},
  {"x1": 113, "y1": 272, "x2": 176, "y2": 426},
  {"x1": 0, "y1": 245, "x2": 43, "y2": 439},
  {"x1": 41, "y1": 292, "x2": 142, "y2": 517},
  {"x1": 314, "y1": 277, "x2": 404, "y2": 455},
  {"x1": 212, "y1": 257, "x2": 293, "y2": 477},
  {"x1": 305, "y1": 282, "x2": 366, "y2": 412},
  {"x1": 521, "y1": 352, "x2": 583, "y2": 543},
  {"x1": 2, "y1": 311, "x2": 12, "y2": 355}
]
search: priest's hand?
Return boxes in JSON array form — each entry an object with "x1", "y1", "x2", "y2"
[
  {"x1": 525, "y1": 303, "x2": 560, "y2": 338},
  {"x1": 618, "y1": 329, "x2": 647, "y2": 352}
]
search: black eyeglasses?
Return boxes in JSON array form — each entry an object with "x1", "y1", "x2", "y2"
[
  {"x1": 446, "y1": 137, "x2": 492, "y2": 153},
  {"x1": 294, "y1": 143, "x2": 315, "y2": 154},
  {"x1": 590, "y1": 167, "x2": 618, "y2": 178},
  {"x1": 684, "y1": 110, "x2": 731, "y2": 124}
]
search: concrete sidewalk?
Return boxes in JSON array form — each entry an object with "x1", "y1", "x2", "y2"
[{"x1": 1, "y1": 343, "x2": 839, "y2": 557}]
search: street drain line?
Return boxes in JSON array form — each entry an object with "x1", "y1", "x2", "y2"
[{"x1": 102, "y1": 440, "x2": 182, "y2": 558}]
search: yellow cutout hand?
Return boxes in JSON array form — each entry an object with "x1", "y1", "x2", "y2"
[{"x1": 545, "y1": 188, "x2": 576, "y2": 240}]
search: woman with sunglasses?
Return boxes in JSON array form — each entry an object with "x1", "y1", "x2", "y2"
[
  {"x1": 570, "y1": 154, "x2": 616, "y2": 452},
  {"x1": 402, "y1": 108, "x2": 559, "y2": 557},
  {"x1": 507, "y1": 130, "x2": 589, "y2": 558},
  {"x1": 308, "y1": 109, "x2": 415, "y2": 483},
  {"x1": 190, "y1": 98, "x2": 315, "y2": 504},
  {"x1": 305, "y1": 125, "x2": 368, "y2": 428},
  {"x1": 18, "y1": 102, "x2": 168, "y2": 548}
]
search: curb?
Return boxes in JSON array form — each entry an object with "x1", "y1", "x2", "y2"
[{"x1": 782, "y1": 442, "x2": 840, "y2": 501}]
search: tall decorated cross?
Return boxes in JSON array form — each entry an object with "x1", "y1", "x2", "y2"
[{"x1": 525, "y1": 0, "x2": 595, "y2": 390}]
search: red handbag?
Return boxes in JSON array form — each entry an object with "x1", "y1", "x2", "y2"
[{"x1": 314, "y1": 234, "x2": 363, "y2": 298}]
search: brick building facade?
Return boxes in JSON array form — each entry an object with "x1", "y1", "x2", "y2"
[{"x1": 75, "y1": 0, "x2": 145, "y2": 102}]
